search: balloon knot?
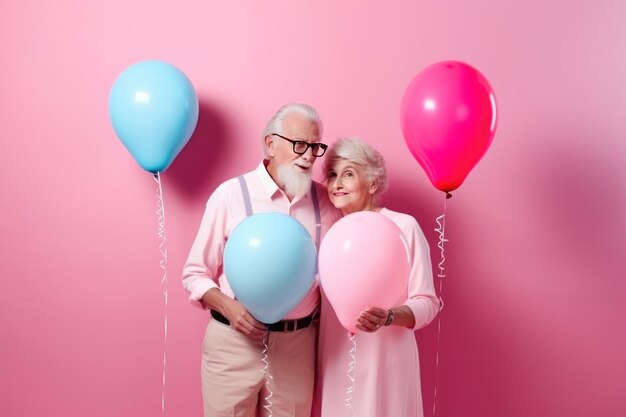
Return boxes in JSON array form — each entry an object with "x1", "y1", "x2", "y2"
[{"x1": 445, "y1": 192, "x2": 452, "y2": 199}]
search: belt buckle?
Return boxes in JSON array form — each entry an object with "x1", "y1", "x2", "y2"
[
  {"x1": 284, "y1": 320, "x2": 296, "y2": 332},
  {"x1": 281, "y1": 315, "x2": 314, "y2": 332}
]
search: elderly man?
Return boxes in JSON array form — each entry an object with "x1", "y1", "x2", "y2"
[{"x1": 183, "y1": 103, "x2": 341, "y2": 417}]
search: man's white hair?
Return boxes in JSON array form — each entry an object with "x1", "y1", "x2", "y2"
[{"x1": 262, "y1": 103, "x2": 323, "y2": 160}]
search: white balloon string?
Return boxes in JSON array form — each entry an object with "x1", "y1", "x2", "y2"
[
  {"x1": 261, "y1": 331, "x2": 274, "y2": 417},
  {"x1": 432, "y1": 198, "x2": 448, "y2": 417},
  {"x1": 154, "y1": 172, "x2": 168, "y2": 416},
  {"x1": 345, "y1": 332, "x2": 357, "y2": 415}
]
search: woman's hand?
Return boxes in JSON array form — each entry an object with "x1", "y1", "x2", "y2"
[{"x1": 355, "y1": 307, "x2": 389, "y2": 333}]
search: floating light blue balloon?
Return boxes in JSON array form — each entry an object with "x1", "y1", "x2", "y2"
[
  {"x1": 224, "y1": 213, "x2": 317, "y2": 324},
  {"x1": 108, "y1": 60, "x2": 199, "y2": 173}
]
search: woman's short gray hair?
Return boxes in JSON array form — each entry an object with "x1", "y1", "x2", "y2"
[
  {"x1": 323, "y1": 137, "x2": 388, "y2": 196},
  {"x1": 261, "y1": 103, "x2": 323, "y2": 159}
]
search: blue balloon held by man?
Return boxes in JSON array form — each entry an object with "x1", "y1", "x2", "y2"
[{"x1": 224, "y1": 212, "x2": 317, "y2": 324}]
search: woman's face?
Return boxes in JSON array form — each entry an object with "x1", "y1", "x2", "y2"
[{"x1": 326, "y1": 159, "x2": 377, "y2": 214}]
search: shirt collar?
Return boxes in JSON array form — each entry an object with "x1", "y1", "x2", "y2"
[{"x1": 256, "y1": 161, "x2": 281, "y2": 198}]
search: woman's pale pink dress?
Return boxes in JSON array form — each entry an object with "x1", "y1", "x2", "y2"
[{"x1": 314, "y1": 208, "x2": 440, "y2": 417}]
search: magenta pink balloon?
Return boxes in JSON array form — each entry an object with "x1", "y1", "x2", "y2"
[
  {"x1": 400, "y1": 60, "x2": 498, "y2": 193},
  {"x1": 319, "y1": 212, "x2": 410, "y2": 334}
]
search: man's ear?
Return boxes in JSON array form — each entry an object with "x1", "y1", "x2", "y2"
[{"x1": 264, "y1": 135, "x2": 275, "y2": 157}]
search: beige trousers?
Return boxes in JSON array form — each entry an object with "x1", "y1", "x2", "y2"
[{"x1": 201, "y1": 319, "x2": 317, "y2": 417}]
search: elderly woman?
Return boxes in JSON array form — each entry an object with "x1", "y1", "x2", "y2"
[{"x1": 314, "y1": 137, "x2": 440, "y2": 417}]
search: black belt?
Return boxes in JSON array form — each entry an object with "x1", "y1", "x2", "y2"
[{"x1": 211, "y1": 309, "x2": 319, "y2": 332}]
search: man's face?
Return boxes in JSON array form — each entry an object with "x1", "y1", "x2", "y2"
[{"x1": 268, "y1": 113, "x2": 321, "y2": 173}]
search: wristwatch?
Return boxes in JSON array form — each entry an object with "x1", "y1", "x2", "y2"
[{"x1": 384, "y1": 309, "x2": 394, "y2": 326}]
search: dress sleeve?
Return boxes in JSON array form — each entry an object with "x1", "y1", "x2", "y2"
[
  {"x1": 403, "y1": 216, "x2": 441, "y2": 330},
  {"x1": 182, "y1": 186, "x2": 230, "y2": 309}
]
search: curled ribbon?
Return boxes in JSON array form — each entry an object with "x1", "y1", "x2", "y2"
[
  {"x1": 432, "y1": 198, "x2": 448, "y2": 417},
  {"x1": 345, "y1": 332, "x2": 357, "y2": 415},
  {"x1": 261, "y1": 331, "x2": 274, "y2": 416},
  {"x1": 154, "y1": 173, "x2": 168, "y2": 416}
]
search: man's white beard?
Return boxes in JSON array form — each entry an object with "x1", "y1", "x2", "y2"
[{"x1": 277, "y1": 164, "x2": 312, "y2": 199}]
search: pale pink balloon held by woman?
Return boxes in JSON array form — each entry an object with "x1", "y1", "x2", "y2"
[{"x1": 313, "y1": 137, "x2": 440, "y2": 417}]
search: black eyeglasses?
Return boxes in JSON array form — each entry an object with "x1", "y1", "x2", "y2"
[{"x1": 271, "y1": 133, "x2": 328, "y2": 157}]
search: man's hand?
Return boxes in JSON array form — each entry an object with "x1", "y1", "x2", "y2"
[
  {"x1": 201, "y1": 288, "x2": 267, "y2": 339},
  {"x1": 221, "y1": 298, "x2": 267, "y2": 339}
]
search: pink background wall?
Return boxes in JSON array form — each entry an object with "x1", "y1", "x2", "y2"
[{"x1": 2, "y1": 1, "x2": 625, "y2": 416}]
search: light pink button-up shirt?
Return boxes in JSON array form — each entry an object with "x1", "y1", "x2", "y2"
[{"x1": 183, "y1": 162, "x2": 342, "y2": 319}]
